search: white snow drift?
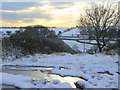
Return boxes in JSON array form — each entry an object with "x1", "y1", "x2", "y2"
[{"x1": 1, "y1": 53, "x2": 118, "y2": 88}]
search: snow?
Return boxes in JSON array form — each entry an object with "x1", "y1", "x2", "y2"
[
  {"x1": 1, "y1": 27, "x2": 69, "y2": 36},
  {"x1": 3, "y1": 66, "x2": 37, "y2": 71},
  {"x1": 63, "y1": 40, "x2": 94, "y2": 52},
  {"x1": 49, "y1": 27, "x2": 97, "y2": 52},
  {"x1": 48, "y1": 27, "x2": 69, "y2": 35},
  {"x1": 33, "y1": 79, "x2": 71, "y2": 88},
  {"x1": 1, "y1": 28, "x2": 20, "y2": 34},
  {"x1": 41, "y1": 82, "x2": 71, "y2": 88},
  {"x1": 1, "y1": 27, "x2": 118, "y2": 88},
  {"x1": 51, "y1": 79, "x2": 60, "y2": 84},
  {"x1": 1, "y1": 27, "x2": 75, "y2": 36},
  {"x1": 33, "y1": 79, "x2": 47, "y2": 84},
  {"x1": 1, "y1": 72, "x2": 38, "y2": 88},
  {"x1": 75, "y1": 80, "x2": 92, "y2": 88},
  {"x1": 1, "y1": 72, "x2": 72, "y2": 88},
  {"x1": 0, "y1": 28, "x2": 22, "y2": 38},
  {"x1": 1, "y1": 53, "x2": 118, "y2": 88},
  {"x1": 62, "y1": 27, "x2": 80, "y2": 36}
]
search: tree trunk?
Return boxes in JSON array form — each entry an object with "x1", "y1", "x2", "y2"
[
  {"x1": 99, "y1": 47, "x2": 102, "y2": 52},
  {"x1": 97, "y1": 42, "x2": 102, "y2": 52}
]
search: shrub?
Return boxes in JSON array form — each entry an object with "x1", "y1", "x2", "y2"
[
  {"x1": 9, "y1": 25, "x2": 57, "y2": 54},
  {"x1": 86, "y1": 45, "x2": 98, "y2": 54},
  {"x1": 2, "y1": 37, "x2": 25, "y2": 60},
  {"x1": 103, "y1": 41, "x2": 118, "y2": 51},
  {"x1": 102, "y1": 41, "x2": 118, "y2": 55},
  {"x1": 3, "y1": 25, "x2": 75, "y2": 57},
  {"x1": 22, "y1": 25, "x2": 57, "y2": 39}
]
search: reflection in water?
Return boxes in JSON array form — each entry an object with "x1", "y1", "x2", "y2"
[
  {"x1": 2, "y1": 66, "x2": 85, "y2": 88},
  {"x1": 2, "y1": 84, "x2": 16, "y2": 88}
]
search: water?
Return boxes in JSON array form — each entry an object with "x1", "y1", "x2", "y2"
[
  {"x1": 2, "y1": 85, "x2": 16, "y2": 88},
  {"x1": 2, "y1": 65, "x2": 85, "y2": 88}
]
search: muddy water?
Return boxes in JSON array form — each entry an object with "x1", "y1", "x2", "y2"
[{"x1": 2, "y1": 65, "x2": 85, "y2": 88}]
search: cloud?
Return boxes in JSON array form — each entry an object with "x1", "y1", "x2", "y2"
[
  {"x1": 1, "y1": 1, "x2": 89, "y2": 27},
  {"x1": 22, "y1": 18, "x2": 34, "y2": 23},
  {"x1": 44, "y1": 2, "x2": 88, "y2": 21},
  {"x1": 1, "y1": 2, "x2": 52, "y2": 22},
  {"x1": 1, "y1": 2, "x2": 39, "y2": 10},
  {"x1": 46, "y1": 2, "x2": 75, "y2": 9},
  {"x1": 2, "y1": 11, "x2": 52, "y2": 22}
]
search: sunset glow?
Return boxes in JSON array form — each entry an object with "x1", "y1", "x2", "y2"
[{"x1": 1, "y1": 1, "x2": 119, "y2": 27}]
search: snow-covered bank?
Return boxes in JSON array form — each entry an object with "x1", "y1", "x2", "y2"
[
  {"x1": 1, "y1": 72, "x2": 72, "y2": 88},
  {"x1": 1, "y1": 53, "x2": 118, "y2": 88},
  {"x1": 63, "y1": 40, "x2": 94, "y2": 52},
  {"x1": 49, "y1": 27, "x2": 69, "y2": 34},
  {"x1": 0, "y1": 28, "x2": 20, "y2": 34},
  {"x1": 62, "y1": 27, "x2": 80, "y2": 36},
  {"x1": 1, "y1": 72, "x2": 37, "y2": 88}
]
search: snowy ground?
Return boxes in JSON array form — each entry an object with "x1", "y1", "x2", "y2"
[
  {"x1": 1, "y1": 72, "x2": 71, "y2": 88},
  {"x1": 62, "y1": 27, "x2": 80, "y2": 36},
  {"x1": 0, "y1": 27, "x2": 68, "y2": 35},
  {"x1": 0, "y1": 28, "x2": 20, "y2": 34},
  {"x1": 1, "y1": 53, "x2": 118, "y2": 88},
  {"x1": 63, "y1": 40, "x2": 95, "y2": 52},
  {"x1": 0, "y1": 27, "x2": 70, "y2": 37},
  {"x1": 1, "y1": 27, "x2": 118, "y2": 88},
  {"x1": 49, "y1": 27, "x2": 69, "y2": 35}
]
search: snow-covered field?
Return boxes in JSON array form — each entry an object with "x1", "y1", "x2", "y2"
[
  {"x1": 1, "y1": 53, "x2": 118, "y2": 88},
  {"x1": 0, "y1": 27, "x2": 80, "y2": 36},
  {"x1": 0, "y1": 27, "x2": 70, "y2": 36},
  {"x1": 49, "y1": 27, "x2": 70, "y2": 35},
  {"x1": 62, "y1": 27, "x2": 80, "y2": 36},
  {"x1": 1, "y1": 72, "x2": 71, "y2": 88},
  {"x1": 63, "y1": 40, "x2": 95, "y2": 52},
  {"x1": 0, "y1": 27, "x2": 83, "y2": 39},
  {"x1": 1, "y1": 27, "x2": 118, "y2": 88},
  {"x1": 0, "y1": 28, "x2": 20, "y2": 34}
]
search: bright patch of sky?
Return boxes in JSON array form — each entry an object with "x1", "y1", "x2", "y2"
[{"x1": 1, "y1": 0, "x2": 119, "y2": 27}]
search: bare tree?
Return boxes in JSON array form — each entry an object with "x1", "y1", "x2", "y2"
[{"x1": 78, "y1": 2, "x2": 119, "y2": 52}]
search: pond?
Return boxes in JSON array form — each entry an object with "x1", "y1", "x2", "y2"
[{"x1": 2, "y1": 65, "x2": 85, "y2": 88}]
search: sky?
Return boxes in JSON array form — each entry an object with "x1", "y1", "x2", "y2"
[{"x1": 1, "y1": 0, "x2": 119, "y2": 27}]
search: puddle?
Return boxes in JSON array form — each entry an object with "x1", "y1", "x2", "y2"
[
  {"x1": 2, "y1": 65, "x2": 85, "y2": 88},
  {"x1": 59, "y1": 67, "x2": 68, "y2": 70},
  {"x1": 97, "y1": 71, "x2": 113, "y2": 75},
  {"x1": 1, "y1": 84, "x2": 19, "y2": 88},
  {"x1": 3, "y1": 65, "x2": 53, "y2": 71}
]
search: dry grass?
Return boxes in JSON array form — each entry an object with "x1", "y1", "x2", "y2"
[{"x1": 102, "y1": 50, "x2": 118, "y2": 55}]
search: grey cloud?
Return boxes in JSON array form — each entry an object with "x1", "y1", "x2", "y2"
[
  {"x1": 1, "y1": 2, "x2": 39, "y2": 10},
  {"x1": 1, "y1": 2, "x2": 74, "y2": 23},
  {"x1": 2, "y1": 10, "x2": 52, "y2": 22},
  {"x1": 1, "y1": 2, "x2": 53, "y2": 22}
]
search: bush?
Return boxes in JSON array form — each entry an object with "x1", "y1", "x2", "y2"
[
  {"x1": 86, "y1": 45, "x2": 98, "y2": 54},
  {"x1": 22, "y1": 25, "x2": 57, "y2": 39},
  {"x1": 102, "y1": 50, "x2": 117, "y2": 55},
  {"x1": 2, "y1": 25, "x2": 75, "y2": 57},
  {"x1": 102, "y1": 41, "x2": 118, "y2": 55},
  {"x1": 2, "y1": 38, "x2": 25, "y2": 60},
  {"x1": 103, "y1": 41, "x2": 118, "y2": 51},
  {"x1": 9, "y1": 25, "x2": 57, "y2": 54}
]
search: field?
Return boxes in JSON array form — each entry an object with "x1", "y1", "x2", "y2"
[{"x1": 0, "y1": 27, "x2": 119, "y2": 88}]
